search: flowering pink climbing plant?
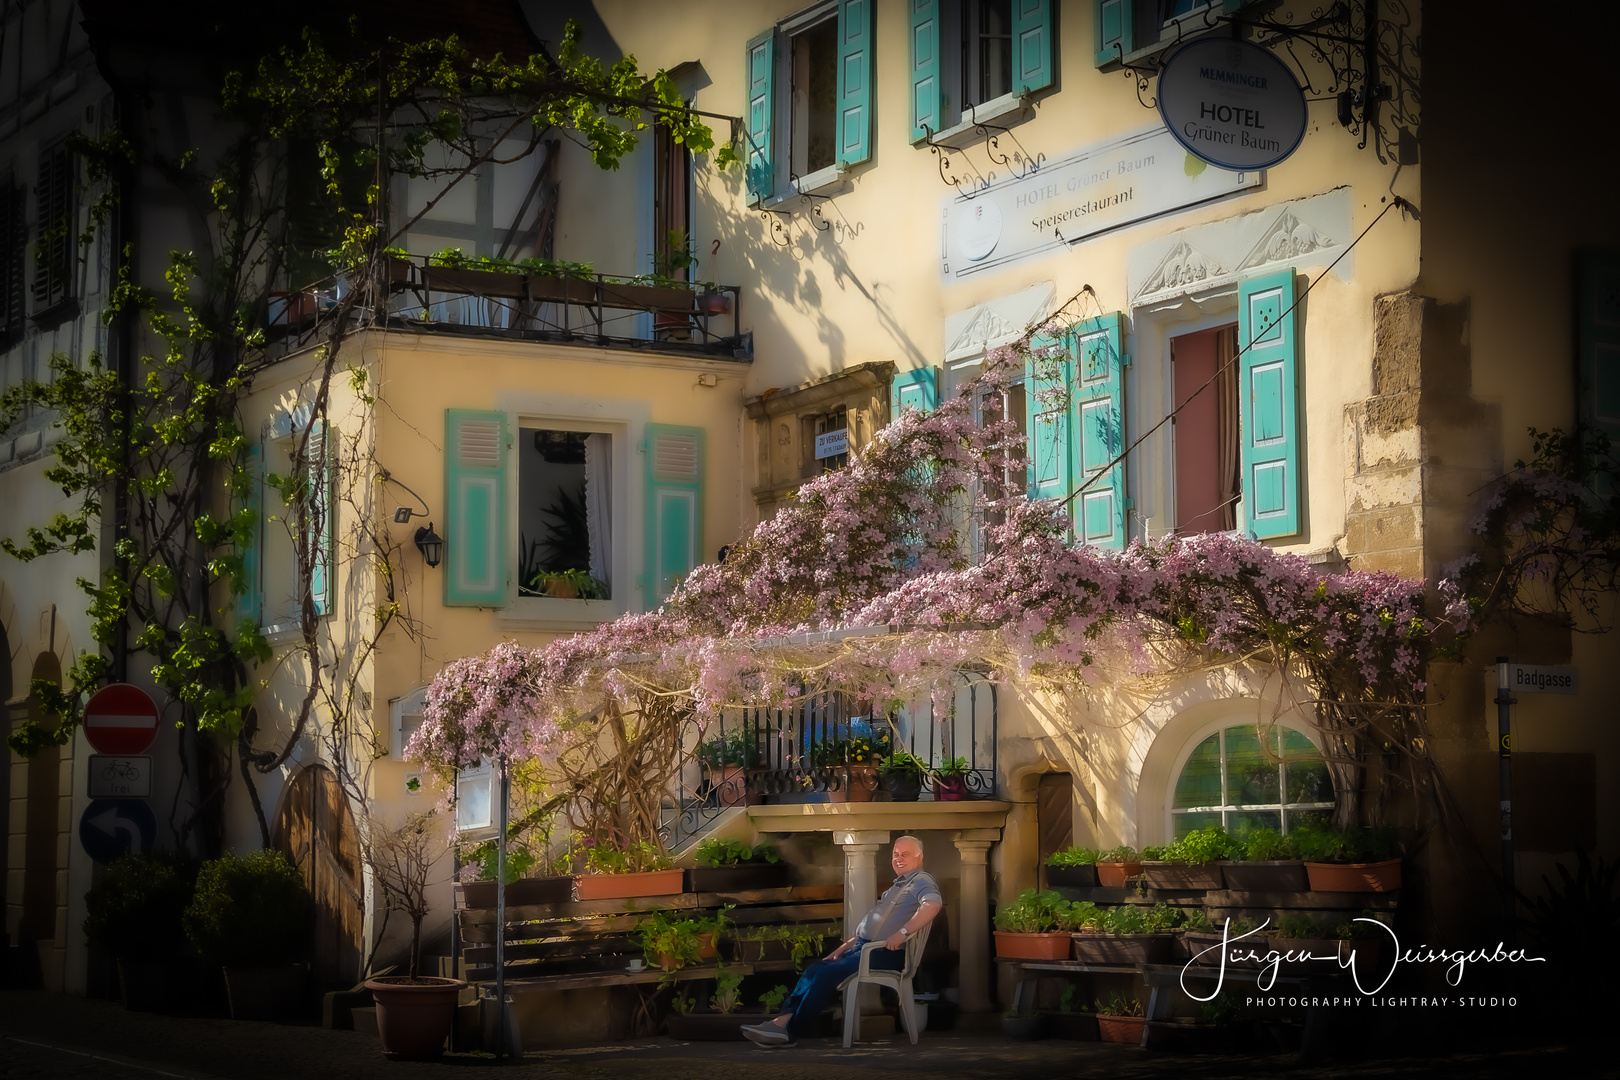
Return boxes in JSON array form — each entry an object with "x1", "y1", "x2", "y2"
[{"x1": 411, "y1": 319, "x2": 1485, "y2": 786}]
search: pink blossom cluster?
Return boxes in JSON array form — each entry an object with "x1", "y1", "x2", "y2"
[{"x1": 413, "y1": 342, "x2": 1468, "y2": 771}]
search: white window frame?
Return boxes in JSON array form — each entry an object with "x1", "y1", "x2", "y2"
[
  {"x1": 262, "y1": 405, "x2": 328, "y2": 640},
  {"x1": 390, "y1": 686, "x2": 429, "y2": 761},
  {"x1": 501, "y1": 413, "x2": 631, "y2": 632},
  {"x1": 1164, "y1": 716, "x2": 1333, "y2": 838},
  {"x1": 456, "y1": 759, "x2": 495, "y2": 835}
]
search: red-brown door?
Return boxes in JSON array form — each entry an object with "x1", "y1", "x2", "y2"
[{"x1": 273, "y1": 764, "x2": 364, "y2": 988}]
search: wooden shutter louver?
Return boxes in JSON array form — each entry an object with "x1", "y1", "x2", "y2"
[{"x1": 32, "y1": 146, "x2": 73, "y2": 311}]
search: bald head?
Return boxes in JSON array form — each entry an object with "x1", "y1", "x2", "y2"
[{"x1": 892, "y1": 835, "x2": 924, "y2": 875}]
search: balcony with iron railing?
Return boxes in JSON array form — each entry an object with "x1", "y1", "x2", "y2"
[
  {"x1": 660, "y1": 671, "x2": 998, "y2": 848},
  {"x1": 266, "y1": 253, "x2": 747, "y2": 360}
]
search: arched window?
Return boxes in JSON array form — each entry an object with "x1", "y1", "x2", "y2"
[{"x1": 1170, "y1": 724, "x2": 1333, "y2": 838}]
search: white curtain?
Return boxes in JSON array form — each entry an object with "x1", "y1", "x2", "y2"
[{"x1": 584, "y1": 433, "x2": 612, "y2": 594}]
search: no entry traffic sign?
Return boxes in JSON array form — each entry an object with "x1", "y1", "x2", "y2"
[{"x1": 83, "y1": 684, "x2": 161, "y2": 756}]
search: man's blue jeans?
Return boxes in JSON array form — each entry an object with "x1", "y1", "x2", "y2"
[{"x1": 779, "y1": 940, "x2": 904, "y2": 1038}]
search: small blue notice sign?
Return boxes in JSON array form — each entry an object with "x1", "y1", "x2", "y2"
[{"x1": 78, "y1": 798, "x2": 157, "y2": 864}]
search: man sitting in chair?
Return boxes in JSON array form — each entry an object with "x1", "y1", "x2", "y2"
[{"x1": 741, "y1": 835, "x2": 941, "y2": 1048}]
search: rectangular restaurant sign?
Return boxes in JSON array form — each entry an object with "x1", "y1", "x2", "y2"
[{"x1": 940, "y1": 125, "x2": 1259, "y2": 282}]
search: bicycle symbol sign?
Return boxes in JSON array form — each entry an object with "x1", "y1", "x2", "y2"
[{"x1": 88, "y1": 755, "x2": 151, "y2": 799}]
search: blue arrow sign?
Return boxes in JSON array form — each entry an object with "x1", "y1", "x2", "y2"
[{"x1": 78, "y1": 798, "x2": 157, "y2": 864}]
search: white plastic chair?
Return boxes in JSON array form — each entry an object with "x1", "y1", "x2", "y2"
[{"x1": 838, "y1": 922, "x2": 933, "y2": 1047}]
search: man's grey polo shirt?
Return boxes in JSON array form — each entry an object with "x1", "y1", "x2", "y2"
[{"x1": 855, "y1": 870, "x2": 942, "y2": 941}]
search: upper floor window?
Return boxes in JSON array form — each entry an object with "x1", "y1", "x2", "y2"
[
  {"x1": 0, "y1": 180, "x2": 25, "y2": 343},
  {"x1": 962, "y1": 0, "x2": 1014, "y2": 108},
  {"x1": 910, "y1": 0, "x2": 1054, "y2": 142},
  {"x1": 1171, "y1": 722, "x2": 1332, "y2": 838},
  {"x1": 745, "y1": 0, "x2": 875, "y2": 203},
  {"x1": 519, "y1": 428, "x2": 612, "y2": 600},
  {"x1": 32, "y1": 143, "x2": 74, "y2": 317}
]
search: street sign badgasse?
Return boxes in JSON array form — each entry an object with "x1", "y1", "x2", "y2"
[{"x1": 1508, "y1": 664, "x2": 1579, "y2": 695}]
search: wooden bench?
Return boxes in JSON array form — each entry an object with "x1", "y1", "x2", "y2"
[{"x1": 454, "y1": 883, "x2": 845, "y2": 994}]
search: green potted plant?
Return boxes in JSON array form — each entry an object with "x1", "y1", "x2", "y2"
[
  {"x1": 637, "y1": 908, "x2": 726, "y2": 971},
  {"x1": 1141, "y1": 826, "x2": 1236, "y2": 890},
  {"x1": 1222, "y1": 828, "x2": 1308, "y2": 892},
  {"x1": 1094, "y1": 991, "x2": 1148, "y2": 1044},
  {"x1": 1095, "y1": 844, "x2": 1143, "y2": 888},
  {"x1": 459, "y1": 835, "x2": 576, "y2": 908},
  {"x1": 1294, "y1": 826, "x2": 1402, "y2": 892},
  {"x1": 695, "y1": 728, "x2": 759, "y2": 807},
  {"x1": 878, "y1": 750, "x2": 927, "y2": 801},
  {"x1": 932, "y1": 755, "x2": 972, "y2": 801},
  {"x1": 574, "y1": 838, "x2": 684, "y2": 900},
  {"x1": 993, "y1": 888, "x2": 1073, "y2": 960},
  {"x1": 1044, "y1": 846, "x2": 1101, "y2": 888},
  {"x1": 686, "y1": 837, "x2": 791, "y2": 891},
  {"x1": 182, "y1": 850, "x2": 313, "y2": 1022},
  {"x1": 82, "y1": 851, "x2": 198, "y2": 1013},
  {"x1": 1069, "y1": 904, "x2": 1172, "y2": 964}
]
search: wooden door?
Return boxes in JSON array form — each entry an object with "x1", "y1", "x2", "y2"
[
  {"x1": 274, "y1": 764, "x2": 364, "y2": 988},
  {"x1": 1036, "y1": 772, "x2": 1073, "y2": 890}
]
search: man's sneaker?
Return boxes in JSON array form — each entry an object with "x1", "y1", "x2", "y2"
[{"x1": 741, "y1": 1023, "x2": 795, "y2": 1047}]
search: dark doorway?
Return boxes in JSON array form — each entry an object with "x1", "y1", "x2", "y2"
[
  {"x1": 1036, "y1": 772, "x2": 1074, "y2": 889},
  {"x1": 21, "y1": 652, "x2": 62, "y2": 952}
]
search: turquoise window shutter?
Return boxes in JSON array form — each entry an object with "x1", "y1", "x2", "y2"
[
  {"x1": 745, "y1": 29, "x2": 776, "y2": 203},
  {"x1": 1026, "y1": 337, "x2": 1073, "y2": 525},
  {"x1": 1073, "y1": 313, "x2": 1128, "y2": 549},
  {"x1": 1095, "y1": 0, "x2": 1132, "y2": 66},
  {"x1": 645, "y1": 424, "x2": 705, "y2": 605},
  {"x1": 306, "y1": 420, "x2": 335, "y2": 617},
  {"x1": 910, "y1": 0, "x2": 944, "y2": 142},
  {"x1": 836, "y1": 0, "x2": 875, "y2": 167},
  {"x1": 891, "y1": 367, "x2": 940, "y2": 417},
  {"x1": 444, "y1": 409, "x2": 508, "y2": 607},
  {"x1": 1239, "y1": 270, "x2": 1302, "y2": 539},
  {"x1": 1012, "y1": 0, "x2": 1055, "y2": 94},
  {"x1": 237, "y1": 442, "x2": 262, "y2": 628},
  {"x1": 1576, "y1": 249, "x2": 1620, "y2": 471}
]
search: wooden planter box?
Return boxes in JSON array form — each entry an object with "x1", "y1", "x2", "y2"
[
  {"x1": 731, "y1": 938, "x2": 794, "y2": 964},
  {"x1": 1182, "y1": 930, "x2": 1265, "y2": 968},
  {"x1": 1069, "y1": 932, "x2": 1172, "y2": 965},
  {"x1": 1141, "y1": 862, "x2": 1225, "y2": 890},
  {"x1": 1001, "y1": 1014, "x2": 1049, "y2": 1040},
  {"x1": 527, "y1": 275, "x2": 597, "y2": 304},
  {"x1": 460, "y1": 876, "x2": 574, "y2": 909},
  {"x1": 1045, "y1": 864, "x2": 1100, "y2": 888},
  {"x1": 1304, "y1": 858, "x2": 1401, "y2": 892},
  {"x1": 573, "y1": 868, "x2": 686, "y2": 900},
  {"x1": 1221, "y1": 860, "x2": 1308, "y2": 892},
  {"x1": 994, "y1": 931, "x2": 1073, "y2": 960},
  {"x1": 1096, "y1": 861, "x2": 1143, "y2": 888},
  {"x1": 1097, "y1": 1014, "x2": 1148, "y2": 1045},
  {"x1": 1043, "y1": 1011, "x2": 1100, "y2": 1040},
  {"x1": 686, "y1": 862, "x2": 793, "y2": 892},
  {"x1": 600, "y1": 281, "x2": 694, "y2": 312},
  {"x1": 423, "y1": 265, "x2": 526, "y2": 299}
]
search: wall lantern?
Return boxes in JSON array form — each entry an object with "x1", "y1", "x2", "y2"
[{"x1": 414, "y1": 523, "x2": 444, "y2": 569}]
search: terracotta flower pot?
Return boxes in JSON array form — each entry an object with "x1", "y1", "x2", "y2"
[
  {"x1": 365, "y1": 976, "x2": 467, "y2": 1059},
  {"x1": 573, "y1": 868, "x2": 686, "y2": 900},
  {"x1": 842, "y1": 764, "x2": 878, "y2": 803},
  {"x1": 1097, "y1": 1014, "x2": 1147, "y2": 1044},
  {"x1": 994, "y1": 931, "x2": 1072, "y2": 960},
  {"x1": 1096, "y1": 861, "x2": 1144, "y2": 888},
  {"x1": 1304, "y1": 858, "x2": 1401, "y2": 892}
]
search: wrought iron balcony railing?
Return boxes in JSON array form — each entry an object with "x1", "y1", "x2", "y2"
[{"x1": 660, "y1": 672, "x2": 998, "y2": 847}]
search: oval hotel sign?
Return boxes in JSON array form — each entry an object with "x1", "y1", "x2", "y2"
[{"x1": 1157, "y1": 38, "x2": 1307, "y2": 171}]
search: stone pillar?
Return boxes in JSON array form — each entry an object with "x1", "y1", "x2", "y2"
[
  {"x1": 834, "y1": 830, "x2": 890, "y2": 1017},
  {"x1": 953, "y1": 833, "x2": 996, "y2": 1015},
  {"x1": 833, "y1": 830, "x2": 890, "y2": 938}
]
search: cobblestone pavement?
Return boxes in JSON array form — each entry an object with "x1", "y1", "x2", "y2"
[{"x1": 1, "y1": 992, "x2": 1609, "y2": 1080}]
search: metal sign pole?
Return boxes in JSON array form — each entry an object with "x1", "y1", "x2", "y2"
[
  {"x1": 1495, "y1": 657, "x2": 1516, "y2": 940},
  {"x1": 494, "y1": 754, "x2": 510, "y2": 1060}
]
